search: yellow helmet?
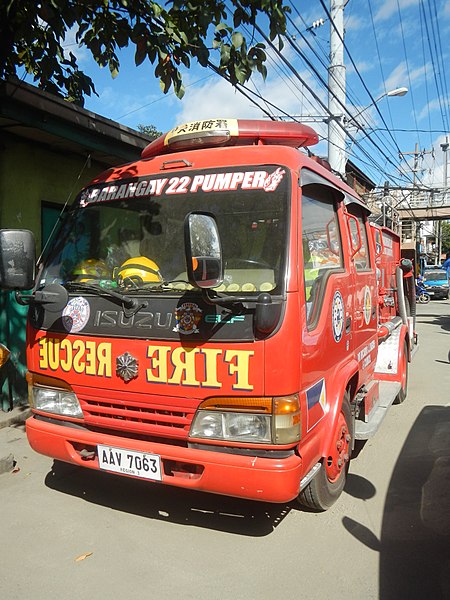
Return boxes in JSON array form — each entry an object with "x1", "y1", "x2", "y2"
[
  {"x1": 73, "y1": 259, "x2": 109, "y2": 282},
  {"x1": 116, "y1": 257, "x2": 162, "y2": 285}
]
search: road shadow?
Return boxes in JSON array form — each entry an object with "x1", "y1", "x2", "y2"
[
  {"x1": 45, "y1": 460, "x2": 294, "y2": 537},
  {"x1": 415, "y1": 313, "x2": 450, "y2": 332},
  {"x1": 342, "y1": 405, "x2": 450, "y2": 600}
]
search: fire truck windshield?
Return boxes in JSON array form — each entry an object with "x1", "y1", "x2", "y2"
[{"x1": 37, "y1": 166, "x2": 290, "y2": 295}]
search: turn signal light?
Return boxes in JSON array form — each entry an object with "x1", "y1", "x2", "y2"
[{"x1": 0, "y1": 343, "x2": 10, "y2": 369}]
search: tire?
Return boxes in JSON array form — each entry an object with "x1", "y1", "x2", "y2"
[
  {"x1": 418, "y1": 292, "x2": 430, "y2": 304},
  {"x1": 394, "y1": 341, "x2": 409, "y2": 404},
  {"x1": 298, "y1": 392, "x2": 353, "y2": 511}
]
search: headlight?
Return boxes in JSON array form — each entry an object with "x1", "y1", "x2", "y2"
[
  {"x1": 31, "y1": 386, "x2": 83, "y2": 419},
  {"x1": 189, "y1": 394, "x2": 301, "y2": 444},
  {"x1": 190, "y1": 411, "x2": 271, "y2": 443}
]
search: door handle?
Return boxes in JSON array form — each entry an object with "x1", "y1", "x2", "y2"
[{"x1": 346, "y1": 316, "x2": 352, "y2": 333}]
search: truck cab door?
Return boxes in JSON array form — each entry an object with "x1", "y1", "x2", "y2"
[
  {"x1": 300, "y1": 182, "x2": 354, "y2": 434},
  {"x1": 345, "y1": 203, "x2": 378, "y2": 378}
]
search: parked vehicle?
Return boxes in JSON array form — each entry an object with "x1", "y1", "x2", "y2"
[
  {"x1": 416, "y1": 280, "x2": 431, "y2": 304},
  {"x1": 422, "y1": 268, "x2": 449, "y2": 300},
  {"x1": 0, "y1": 119, "x2": 414, "y2": 511}
]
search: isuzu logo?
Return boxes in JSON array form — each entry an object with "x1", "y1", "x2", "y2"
[
  {"x1": 93, "y1": 310, "x2": 172, "y2": 329},
  {"x1": 116, "y1": 352, "x2": 139, "y2": 382}
]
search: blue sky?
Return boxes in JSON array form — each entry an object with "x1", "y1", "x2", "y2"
[{"x1": 28, "y1": 0, "x2": 450, "y2": 189}]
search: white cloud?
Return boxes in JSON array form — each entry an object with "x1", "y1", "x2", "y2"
[
  {"x1": 175, "y1": 68, "x2": 326, "y2": 124},
  {"x1": 382, "y1": 61, "x2": 429, "y2": 94},
  {"x1": 172, "y1": 66, "x2": 329, "y2": 156},
  {"x1": 344, "y1": 14, "x2": 367, "y2": 32},
  {"x1": 375, "y1": 0, "x2": 419, "y2": 22},
  {"x1": 62, "y1": 26, "x2": 89, "y2": 64},
  {"x1": 347, "y1": 61, "x2": 374, "y2": 75},
  {"x1": 417, "y1": 96, "x2": 449, "y2": 122}
]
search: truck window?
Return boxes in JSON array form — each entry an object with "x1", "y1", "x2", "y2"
[
  {"x1": 37, "y1": 166, "x2": 289, "y2": 295},
  {"x1": 346, "y1": 204, "x2": 370, "y2": 271},
  {"x1": 301, "y1": 184, "x2": 343, "y2": 327}
]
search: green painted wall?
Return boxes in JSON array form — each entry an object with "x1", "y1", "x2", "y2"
[{"x1": 0, "y1": 132, "x2": 107, "y2": 410}]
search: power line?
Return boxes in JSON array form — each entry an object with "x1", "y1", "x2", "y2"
[{"x1": 396, "y1": 0, "x2": 422, "y2": 149}]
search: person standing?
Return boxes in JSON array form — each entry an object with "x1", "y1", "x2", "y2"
[{"x1": 442, "y1": 252, "x2": 450, "y2": 277}]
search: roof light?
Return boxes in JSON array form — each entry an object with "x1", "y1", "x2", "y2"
[{"x1": 141, "y1": 119, "x2": 319, "y2": 159}]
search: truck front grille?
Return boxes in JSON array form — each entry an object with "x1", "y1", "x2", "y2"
[{"x1": 80, "y1": 395, "x2": 196, "y2": 439}]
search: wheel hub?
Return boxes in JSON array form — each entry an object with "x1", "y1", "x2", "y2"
[{"x1": 326, "y1": 412, "x2": 351, "y2": 483}]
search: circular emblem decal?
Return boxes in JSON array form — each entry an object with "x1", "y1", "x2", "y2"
[
  {"x1": 173, "y1": 302, "x2": 202, "y2": 335},
  {"x1": 62, "y1": 297, "x2": 90, "y2": 333},
  {"x1": 363, "y1": 286, "x2": 372, "y2": 325},
  {"x1": 332, "y1": 291, "x2": 345, "y2": 342}
]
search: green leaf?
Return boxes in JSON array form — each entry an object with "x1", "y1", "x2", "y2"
[
  {"x1": 220, "y1": 43, "x2": 231, "y2": 64},
  {"x1": 215, "y1": 22, "x2": 228, "y2": 32},
  {"x1": 234, "y1": 62, "x2": 247, "y2": 84},
  {"x1": 231, "y1": 31, "x2": 243, "y2": 49},
  {"x1": 2, "y1": 0, "x2": 289, "y2": 104},
  {"x1": 135, "y1": 39, "x2": 147, "y2": 66}
]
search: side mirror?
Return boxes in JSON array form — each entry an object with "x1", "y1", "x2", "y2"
[
  {"x1": 184, "y1": 212, "x2": 223, "y2": 289},
  {"x1": 0, "y1": 229, "x2": 36, "y2": 290}
]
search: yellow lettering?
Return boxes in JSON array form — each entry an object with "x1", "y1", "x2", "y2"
[
  {"x1": 47, "y1": 338, "x2": 60, "y2": 370},
  {"x1": 146, "y1": 345, "x2": 171, "y2": 383},
  {"x1": 97, "y1": 343, "x2": 111, "y2": 377},
  {"x1": 168, "y1": 347, "x2": 200, "y2": 386},
  {"x1": 60, "y1": 339, "x2": 72, "y2": 371},
  {"x1": 38, "y1": 338, "x2": 48, "y2": 369},
  {"x1": 200, "y1": 348, "x2": 222, "y2": 388},
  {"x1": 72, "y1": 340, "x2": 85, "y2": 374},
  {"x1": 36, "y1": 338, "x2": 112, "y2": 378},
  {"x1": 224, "y1": 350, "x2": 254, "y2": 391},
  {"x1": 84, "y1": 341, "x2": 96, "y2": 375}
]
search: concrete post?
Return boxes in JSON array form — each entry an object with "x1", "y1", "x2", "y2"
[{"x1": 327, "y1": 0, "x2": 346, "y2": 177}]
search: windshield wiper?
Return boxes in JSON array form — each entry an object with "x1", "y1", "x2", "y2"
[{"x1": 65, "y1": 281, "x2": 147, "y2": 317}]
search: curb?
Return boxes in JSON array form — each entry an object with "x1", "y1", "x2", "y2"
[
  {"x1": 0, "y1": 406, "x2": 31, "y2": 474},
  {"x1": 0, "y1": 405, "x2": 31, "y2": 429}
]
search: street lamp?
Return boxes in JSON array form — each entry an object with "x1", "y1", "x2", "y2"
[{"x1": 347, "y1": 87, "x2": 408, "y2": 128}]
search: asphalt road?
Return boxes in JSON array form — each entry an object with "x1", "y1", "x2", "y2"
[{"x1": 1, "y1": 299, "x2": 449, "y2": 600}]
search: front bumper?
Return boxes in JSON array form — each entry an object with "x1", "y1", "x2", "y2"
[
  {"x1": 26, "y1": 415, "x2": 303, "y2": 503},
  {"x1": 424, "y1": 287, "x2": 449, "y2": 299}
]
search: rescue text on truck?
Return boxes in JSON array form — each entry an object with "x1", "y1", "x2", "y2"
[{"x1": 0, "y1": 118, "x2": 413, "y2": 511}]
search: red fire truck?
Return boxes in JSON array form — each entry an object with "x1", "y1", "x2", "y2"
[{"x1": 0, "y1": 119, "x2": 414, "y2": 510}]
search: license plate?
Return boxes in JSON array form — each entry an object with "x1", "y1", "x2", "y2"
[
  {"x1": 98, "y1": 445, "x2": 162, "y2": 481},
  {"x1": 428, "y1": 291, "x2": 434, "y2": 295}
]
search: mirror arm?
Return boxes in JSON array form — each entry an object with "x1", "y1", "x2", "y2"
[
  {"x1": 203, "y1": 289, "x2": 282, "y2": 308},
  {"x1": 15, "y1": 291, "x2": 33, "y2": 306},
  {"x1": 202, "y1": 289, "x2": 248, "y2": 306}
]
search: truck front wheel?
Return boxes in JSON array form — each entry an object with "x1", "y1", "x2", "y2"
[
  {"x1": 298, "y1": 392, "x2": 353, "y2": 511},
  {"x1": 394, "y1": 341, "x2": 409, "y2": 404}
]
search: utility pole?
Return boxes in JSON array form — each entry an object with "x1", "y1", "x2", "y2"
[
  {"x1": 328, "y1": 0, "x2": 346, "y2": 177},
  {"x1": 441, "y1": 137, "x2": 449, "y2": 202},
  {"x1": 439, "y1": 137, "x2": 449, "y2": 264},
  {"x1": 399, "y1": 143, "x2": 434, "y2": 271}
]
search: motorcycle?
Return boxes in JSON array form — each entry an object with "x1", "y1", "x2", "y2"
[{"x1": 416, "y1": 280, "x2": 431, "y2": 304}]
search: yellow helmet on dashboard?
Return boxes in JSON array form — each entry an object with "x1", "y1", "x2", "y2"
[
  {"x1": 73, "y1": 259, "x2": 109, "y2": 282},
  {"x1": 116, "y1": 257, "x2": 162, "y2": 285}
]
